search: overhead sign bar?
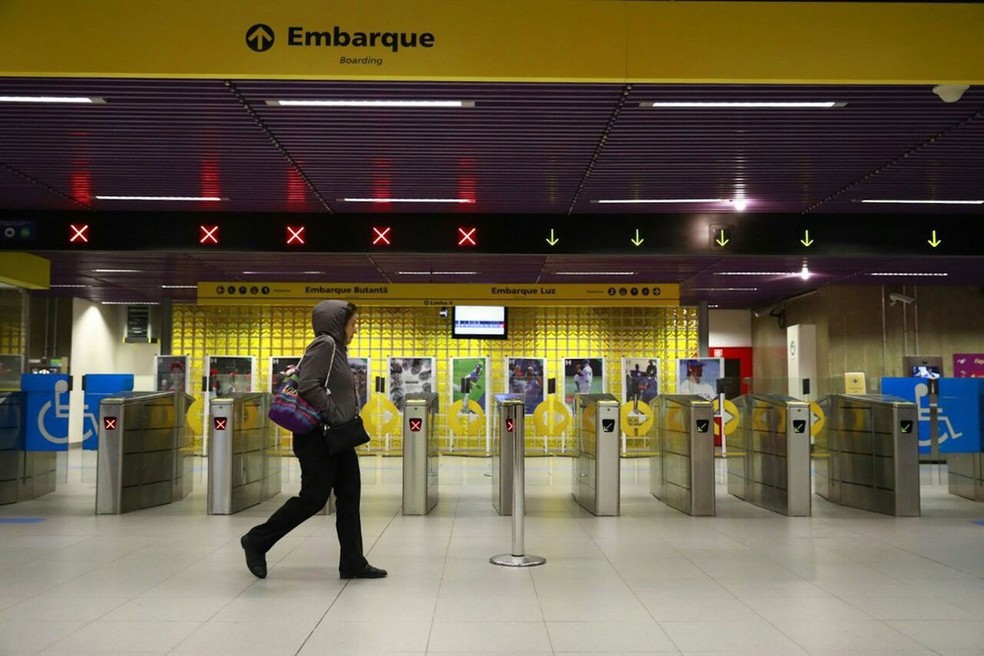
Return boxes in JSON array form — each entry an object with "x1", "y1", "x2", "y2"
[
  {"x1": 1, "y1": 0, "x2": 983, "y2": 84},
  {"x1": 196, "y1": 282, "x2": 680, "y2": 307}
]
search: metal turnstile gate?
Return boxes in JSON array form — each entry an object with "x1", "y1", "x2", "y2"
[
  {"x1": 208, "y1": 393, "x2": 282, "y2": 515},
  {"x1": 816, "y1": 394, "x2": 919, "y2": 516},
  {"x1": 492, "y1": 394, "x2": 524, "y2": 515},
  {"x1": 403, "y1": 392, "x2": 439, "y2": 515},
  {"x1": 728, "y1": 394, "x2": 811, "y2": 516},
  {"x1": 96, "y1": 391, "x2": 195, "y2": 514},
  {"x1": 573, "y1": 394, "x2": 620, "y2": 516},
  {"x1": 650, "y1": 395, "x2": 715, "y2": 516}
]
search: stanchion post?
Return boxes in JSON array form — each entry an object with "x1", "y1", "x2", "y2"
[{"x1": 491, "y1": 399, "x2": 545, "y2": 568}]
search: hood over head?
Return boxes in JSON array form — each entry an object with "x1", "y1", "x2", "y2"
[{"x1": 312, "y1": 300, "x2": 350, "y2": 342}]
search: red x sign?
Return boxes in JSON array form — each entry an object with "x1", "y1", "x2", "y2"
[
  {"x1": 505, "y1": 418, "x2": 515, "y2": 433},
  {"x1": 214, "y1": 417, "x2": 227, "y2": 431},
  {"x1": 286, "y1": 225, "x2": 305, "y2": 245},
  {"x1": 457, "y1": 226, "x2": 477, "y2": 247},
  {"x1": 372, "y1": 226, "x2": 391, "y2": 246},
  {"x1": 409, "y1": 418, "x2": 422, "y2": 432},
  {"x1": 69, "y1": 224, "x2": 89, "y2": 243},
  {"x1": 103, "y1": 417, "x2": 117, "y2": 431},
  {"x1": 199, "y1": 225, "x2": 219, "y2": 244}
]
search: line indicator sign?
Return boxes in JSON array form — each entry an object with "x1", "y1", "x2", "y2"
[
  {"x1": 715, "y1": 229, "x2": 729, "y2": 247},
  {"x1": 928, "y1": 230, "x2": 942, "y2": 248},
  {"x1": 801, "y1": 229, "x2": 814, "y2": 247},
  {"x1": 631, "y1": 229, "x2": 644, "y2": 246},
  {"x1": 546, "y1": 228, "x2": 559, "y2": 246}
]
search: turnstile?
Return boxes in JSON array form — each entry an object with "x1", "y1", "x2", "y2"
[
  {"x1": 0, "y1": 391, "x2": 57, "y2": 504},
  {"x1": 403, "y1": 392, "x2": 439, "y2": 515},
  {"x1": 207, "y1": 393, "x2": 282, "y2": 515},
  {"x1": 96, "y1": 391, "x2": 195, "y2": 514},
  {"x1": 728, "y1": 394, "x2": 811, "y2": 516},
  {"x1": 492, "y1": 394, "x2": 524, "y2": 515},
  {"x1": 815, "y1": 394, "x2": 919, "y2": 517},
  {"x1": 949, "y1": 453, "x2": 984, "y2": 501},
  {"x1": 573, "y1": 393, "x2": 620, "y2": 516},
  {"x1": 650, "y1": 395, "x2": 715, "y2": 516}
]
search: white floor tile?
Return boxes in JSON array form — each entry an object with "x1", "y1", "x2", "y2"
[
  {"x1": 427, "y1": 621, "x2": 552, "y2": 652},
  {"x1": 546, "y1": 620, "x2": 678, "y2": 652}
]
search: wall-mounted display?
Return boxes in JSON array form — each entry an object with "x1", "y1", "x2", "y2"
[
  {"x1": 563, "y1": 357, "x2": 605, "y2": 405},
  {"x1": 387, "y1": 357, "x2": 435, "y2": 412},
  {"x1": 0, "y1": 354, "x2": 23, "y2": 390},
  {"x1": 675, "y1": 357, "x2": 723, "y2": 400},
  {"x1": 155, "y1": 355, "x2": 189, "y2": 393},
  {"x1": 506, "y1": 357, "x2": 546, "y2": 413}
]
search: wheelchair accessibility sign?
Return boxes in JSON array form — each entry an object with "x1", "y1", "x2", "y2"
[
  {"x1": 22, "y1": 373, "x2": 71, "y2": 451},
  {"x1": 881, "y1": 377, "x2": 984, "y2": 453}
]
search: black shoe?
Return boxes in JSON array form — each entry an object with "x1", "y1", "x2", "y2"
[
  {"x1": 240, "y1": 535, "x2": 267, "y2": 579},
  {"x1": 340, "y1": 564, "x2": 387, "y2": 579}
]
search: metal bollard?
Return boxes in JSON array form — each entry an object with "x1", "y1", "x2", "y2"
[{"x1": 490, "y1": 397, "x2": 545, "y2": 568}]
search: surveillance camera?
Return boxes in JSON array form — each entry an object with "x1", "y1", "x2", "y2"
[
  {"x1": 889, "y1": 292, "x2": 915, "y2": 305},
  {"x1": 932, "y1": 84, "x2": 969, "y2": 103},
  {"x1": 438, "y1": 307, "x2": 449, "y2": 319}
]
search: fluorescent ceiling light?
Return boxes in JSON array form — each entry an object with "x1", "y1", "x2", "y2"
[
  {"x1": 643, "y1": 101, "x2": 844, "y2": 108},
  {"x1": 799, "y1": 264, "x2": 811, "y2": 280},
  {"x1": 50, "y1": 284, "x2": 91, "y2": 288},
  {"x1": 95, "y1": 195, "x2": 224, "y2": 201},
  {"x1": 691, "y1": 287, "x2": 759, "y2": 291},
  {"x1": 860, "y1": 199, "x2": 983, "y2": 205},
  {"x1": 714, "y1": 271, "x2": 791, "y2": 276},
  {"x1": 269, "y1": 99, "x2": 473, "y2": 108},
  {"x1": 94, "y1": 268, "x2": 140, "y2": 273},
  {"x1": 161, "y1": 284, "x2": 198, "y2": 289},
  {"x1": 241, "y1": 270, "x2": 324, "y2": 275},
  {"x1": 342, "y1": 197, "x2": 474, "y2": 203},
  {"x1": 595, "y1": 198, "x2": 727, "y2": 204},
  {"x1": 555, "y1": 271, "x2": 636, "y2": 276},
  {"x1": 398, "y1": 271, "x2": 477, "y2": 275},
  {"x1": 0, "y1": 95, "x2": 105, "y2": 104},
  {"x1": 100, "y1": 301, "x2": 160, "y2": 305},
  {"x1": 867, "y1": 272, "x2": 949, "y2": 277}
]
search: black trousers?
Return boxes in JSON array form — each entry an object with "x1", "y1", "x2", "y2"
[{"x1": 245, "y1": 428, "x2": 368, "y2": 573}]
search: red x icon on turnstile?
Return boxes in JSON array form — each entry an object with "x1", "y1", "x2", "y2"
[
  {"x1": 103, "y1": 417, "x2": 117, "y2": 431},
  {"x1": 409, "y1": 418, "x2": 422, "y2": 432},
  {"x1": 214, "y1": 417, "x2": 227, "y2": 431},
  {"x1": 505, "y1": 418, "x2": 515, "y2": 433}
]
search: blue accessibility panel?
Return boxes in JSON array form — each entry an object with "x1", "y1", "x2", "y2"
[
  {"x1": 82, "y1": 374, "x2": 134, "y2": 450},
  {"x1": 21, "y1": 373, "x2": 71, "y2": 451},
  {"x1": 881, "y1": 378, "x2": 984, "y2": 454}
]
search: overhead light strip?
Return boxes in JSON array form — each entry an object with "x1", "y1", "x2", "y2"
[
  {"x1": 595, "y1": 198, "x2": 727, "y2": 204},
  {"x1": 101, "y1": 301, "x2": 160, "y2": 305},
  {"x1": 867, "y1": 272, "x2": 949, "y2": 277},
  {"x1": 94, "y1": 268, "x2": 140, "y2": 273},
  {"x1": 714, "y1": 271, "x2": 792, "y2": 276},
  {"x1": 555, "y1": 271, "x2": 636, "y2": 276},
  {"x1": 342, "y1": 197, "x2": 474, "y2": 203},
  {"x1": 241, "y1": 270, "x2": 325, "y2": 275},
  {"x1": 50, "y1": 284, "x2": 91, "y2": 288},
  {"x1": 270, "y1": 99, "x2": 474, "y2": 108},
  {"x1": 398, "y1": 271, "x2": 478, "y2": 275},
  {"x1": 691, "y1": 287, "x2": 759, "y2": 291},
  {"x1": 0, "y1": 95, "x2": 105, "y2": 104},
  {"x1": 643, "y1": 101, "x2": 844, "y2": 109},
  {"x1": 96, "y1": 195, "x2": 224, "y2": 202},
  {"x1": 860, "y1": 199, "x2": 983, "y2": 205},
  {"x1": 161, "y1": 285, "x2": 198, "y2": 289}
]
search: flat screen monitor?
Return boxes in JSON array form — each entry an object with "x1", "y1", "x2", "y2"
[
  {"x1": 452, "y1": 305, "x2": 507, "y2": 339},
  {"x1": 912, "y1": 364, "x2": 941, "y2": 379}
]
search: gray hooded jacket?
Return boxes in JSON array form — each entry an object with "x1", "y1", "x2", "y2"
[{"x1": 297, "y1": 300, "x2": 359, "y2": 428}]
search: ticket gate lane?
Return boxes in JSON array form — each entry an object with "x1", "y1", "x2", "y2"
[
  {"x1": 818, "y1": 394, "x2": 919, "y2": 517},
  {"x1": 729, "y1": 394, "x2": 811, "y2": 516},
  {"x1": 573, "y1": 394, "x2": 620, "y2": 516},
  {"x1": 207, "y1": 393, "x2": 281, "y2": 515},
  {"x1": 403, "y1": 392, "x2": 439, "y2": 516},
  {"x1": 651, "y1": 395, "x2": 715, "y2": 516}
]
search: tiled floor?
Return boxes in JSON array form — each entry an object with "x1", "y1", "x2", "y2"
[{"x1": 2, "y1": 452, "x2": 984, "y2": 655}]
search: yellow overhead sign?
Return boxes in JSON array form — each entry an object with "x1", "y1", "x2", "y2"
[
  {"x1": 197, "y1": 282, "x2": 679, "y2": 307},
  {"x1": 1, "y1": 1, "x2": 982, "y2": 83},
  {"x1": 0, "y1": 253, "x2": 50, "y2": 290}
]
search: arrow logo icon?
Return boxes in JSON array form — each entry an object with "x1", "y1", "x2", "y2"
[
  {"x1": 928, "y1": 230, "x2": 942, "y2": 248},
  {"x1": 631, "y1": 229, "x2": 644, "y2": 246},
  {"x1": 245, "y1": 24, "x2": 275, "y2": 52},
  {"x1": 546, "y1": 228, "x2": 559, "y2": 246},
  {"x1": 715, "y1": 229, "x2": 729, "y2": 247},
  {"x1": 801, "y1": 229, "x2": 814, "y2": 247}
]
